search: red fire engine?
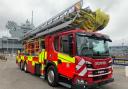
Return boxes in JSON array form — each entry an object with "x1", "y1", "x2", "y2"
[{"x1": 16, "y1": 1, "x2": 114, "y2": 89}]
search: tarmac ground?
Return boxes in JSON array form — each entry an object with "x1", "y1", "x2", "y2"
[{"x1": 0, "y1": 55, "x2": 128, "y2": 89}]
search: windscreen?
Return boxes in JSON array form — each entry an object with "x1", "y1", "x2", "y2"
[{"x1": 76, "y1": 33, "x2": 110, "y2": 57}]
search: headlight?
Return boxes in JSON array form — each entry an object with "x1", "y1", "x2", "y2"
[
  {"x1": 108, "y1": 60, "x2": 113, "y2": 66},
  {"x1": 85, "y1": 61, "x2": 93, "y2": 68},
  {"x1": 85, "y1": 61, "x2": 91, "y2": 64},
  {"x1": 109, "y1": 59, "x2": 113, "y2": 63}
]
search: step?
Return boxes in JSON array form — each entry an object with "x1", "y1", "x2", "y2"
[
  {"x1": 58, "y1": 82, "x2": 72, "y2": 89},
  {"x1": 40, "y1": 75, "x2": 45, "y2": 79}
]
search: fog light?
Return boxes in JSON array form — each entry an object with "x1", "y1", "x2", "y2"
[{"x1": 76, "y1": 79, "x2": 85, "y2": 84}]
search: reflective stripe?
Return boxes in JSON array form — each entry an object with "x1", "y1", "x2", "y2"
[
  {"x1": 28, "y1": 56, "x2": 32, "y2": 61},
  {"x1": 39, "y1": 49, "x2": 47, "y2": 64},
  {"x1": 21, "y1": 56, "x2": 24, "y2": 60},
  {"x1": 32, "y1": 61, "x2": 35, "y2": 66},
  {"x1": 39, "y1": 53, "x2": 42, "y2": 63},
  {"x1": 58, "y1": 53, "x2": 75, "y2": 63},
  {"x1": 41, "y1": 64, "x2": 45, "y2": 70},
  {"x1": 76, "y1": 65, "x2": 81, "y2": 70},
  {"x1": 39, "y1": 51, "x2": 44, "y2": 63},
  {"x1": 58, "y1": 57, "x2": 71, "y2": 63},
  {"x1": 78, "y1": 59, "x2": 85, "y2": 66},
  {"x1": 41, "y1": 64, "x2": 45, "y2": 75},
  {"x1": 76, "y1": 59, "x2": 87, "y2": 76},
  {"x1": 18, "y1": 56, "x2": 21, "y2": 62},
  {"x1": 16, "y1": 56, "x2": 20, "y2": 62},
  {"x1": 45, "y1": 51, "x2": 47, "y2": 59},
  {"x1": 76, "y1": 59, "x2": 85, "y2": 70},
  {"x1": 16, "y1": 56, "x2": 18, "y2": 60},
  {"x1": 78, "y1": 66, "x2": 87, "y2": 76}
]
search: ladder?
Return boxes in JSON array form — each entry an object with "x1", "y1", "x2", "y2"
[
  {"x1": 23, "y1": 0, "x2": 109, "y2": 40},
  {"x1": 23, "y1": 0, "x2": 83, "y2": 40}
]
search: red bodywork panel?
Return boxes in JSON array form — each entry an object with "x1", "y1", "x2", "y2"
[
  {"x1": 74, "y1": 56, "x2": 113, "y2": 85},
  {"x1": 45, "y1": 36, "x2": 58, "y2": 62},
  {"x1": 58, "y1": 63, "x2": 76, "y2": 78},
  {"x1": 27, "y1": 61, "x2": 35, "y2": 74}
]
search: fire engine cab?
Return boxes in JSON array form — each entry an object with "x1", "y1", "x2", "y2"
[{"x1": 16, "y1": 1, "x2": 114, "y2": 89}]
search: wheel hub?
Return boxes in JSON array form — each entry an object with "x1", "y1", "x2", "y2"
[
  {"x1": 24, "y1": 63, "x2": 27, "y2": 71},
  {"x1": 48, "y1": 70, "x2": 54, "y2": 84},
  {"x1": 20, "y1": 62, "x2": 23, "y2": 69}
]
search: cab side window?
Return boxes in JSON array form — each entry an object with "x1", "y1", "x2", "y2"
[
  {"x1": 54, "y1": 36, "x2": 59, "y2": 51},
  {"x1": 40, "y1": 40, "x2": 45, "y2": 49},
  {"x1": 60, "y1": 34, "x2": 73, "y2": 56}
]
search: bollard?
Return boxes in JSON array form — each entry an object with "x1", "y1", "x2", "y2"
[{"x1": 125, "y1": 66, "x2": 128, "y2": 77}]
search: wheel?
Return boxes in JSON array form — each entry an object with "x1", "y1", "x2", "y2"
[
  {"x1": 23, "y1": 62, "x2": 28, "y2": 73},
  {"x1": 20, "y1": 61, "x2": 24, "y2": 70},
  {"x1": 47, "y1": 66, "x2": 58, "y2": 87}
]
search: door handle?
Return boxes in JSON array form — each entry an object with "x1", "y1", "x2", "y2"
[{"x1": 58, "y1": 59, "x2": 62, "y2": 64}]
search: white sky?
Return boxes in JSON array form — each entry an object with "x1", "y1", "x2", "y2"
[{"x1": 0, "y1": 0, "x2": 128, "y2": 45}]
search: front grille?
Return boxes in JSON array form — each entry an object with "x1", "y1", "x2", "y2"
[{"x1": 93, "y1": 75, "x2": 108, "y2": 81}]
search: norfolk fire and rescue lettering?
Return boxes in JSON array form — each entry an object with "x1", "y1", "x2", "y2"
[{"x1": 16, "y1": 1, "x2": 114, "y2": 89}]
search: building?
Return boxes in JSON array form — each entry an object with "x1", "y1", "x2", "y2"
[
  {"x1": 0, "y1": 20, "x2": 34, "y2": 54},
  {"x1": 0, "y1": 37, "x2": 22, "y2": 53},
  {"x1": 109, "y1": 46, "x2": 128, "y2": 57}
]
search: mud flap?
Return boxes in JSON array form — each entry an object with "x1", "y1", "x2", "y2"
[{"x1": 35, "y1": 64, "x2": 41, "y2": 76}]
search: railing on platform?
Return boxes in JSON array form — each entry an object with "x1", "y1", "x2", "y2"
[{"x1": 113, "y1": 58, "x2": 128, "y2": 66}]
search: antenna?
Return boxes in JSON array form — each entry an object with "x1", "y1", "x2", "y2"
[
  {"x1": 80, "y1": 0, "x2": 83, "y2": 7},
  {"x1": 31, "y1": 11, "x2": 33, "y2": 25}
]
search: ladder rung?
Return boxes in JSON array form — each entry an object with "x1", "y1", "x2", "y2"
[
  {"x1": 35, "y1": 20, "x2": 73, "y2": 38},
  {"x1": 23, "y1": 1, "x2": 82, "y2": 40}
]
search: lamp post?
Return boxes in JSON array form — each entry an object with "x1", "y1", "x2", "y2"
[
  {"x1": 122, "y1": 41, "x2": 125, "y2": 57},
  {"x1": 7, "y1": 39, "x2": 8, "y2": 54}
]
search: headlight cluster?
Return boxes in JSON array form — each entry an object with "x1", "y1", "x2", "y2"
[
  {"x1": 108, "y1": 60, "x2": 113, "y2": 66},
  {"x1": 85, "y1": 61, "x2": 93, "y2": 68},
  {"x1": 109, "y1": 59, "x2": 113, "y2": 63}
]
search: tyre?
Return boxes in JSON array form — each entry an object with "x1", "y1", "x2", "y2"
[
  {"x1": 47, "y1": 66, "x2": 58, "y2": 87},
  {"x1": 20, "y1": 61, "x2": 24, "y2": 70},
  {"x1": 23, "y1": 62, "x2": 28, "y2": 73}
]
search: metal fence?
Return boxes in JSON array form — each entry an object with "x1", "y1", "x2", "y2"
[{"x1": 113, "y1": 58, "x2": 128, "y2": 66}]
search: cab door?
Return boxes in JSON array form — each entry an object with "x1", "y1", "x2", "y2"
[{"x1": 57, "y1": 34, "x2": 76, "y2": 78}]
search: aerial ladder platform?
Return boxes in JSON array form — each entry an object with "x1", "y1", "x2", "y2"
[{"x1": 23, "y1": 0, "x2": 109, "y2": 40}]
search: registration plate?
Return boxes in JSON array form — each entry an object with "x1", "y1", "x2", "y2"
[{"x1": 98, "y1": 70, "x2": 105, "y2": 74}]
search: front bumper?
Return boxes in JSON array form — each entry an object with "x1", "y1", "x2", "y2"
[{"x1": 72, "y1": 78, "x2": 114, "y2": 89}]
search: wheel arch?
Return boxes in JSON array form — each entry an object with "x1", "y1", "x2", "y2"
[{"x1": 45, "y1": 60, "x2": 58, "y2": 75}]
